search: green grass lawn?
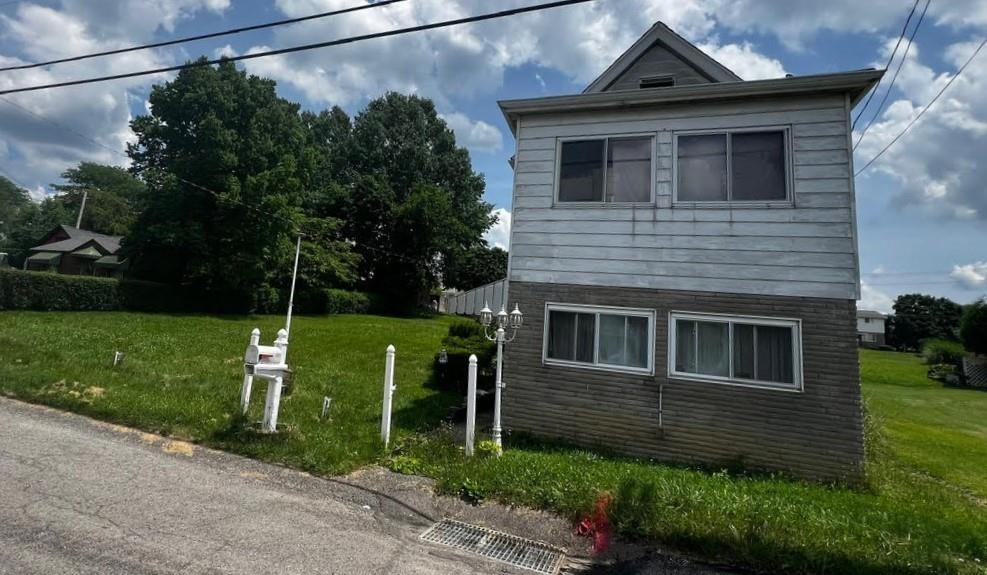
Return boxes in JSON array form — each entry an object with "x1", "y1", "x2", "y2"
[
  {"x1": 0, "y1": 311, "x2": 458, "y2": 474},
  {"x1": 0, "y1": 312, "x2": 984, "y2": 575}
]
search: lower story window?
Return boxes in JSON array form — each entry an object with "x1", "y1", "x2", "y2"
[
  {"x1": 544, "y1": 304, "x2": 655, "y2": 373},
  {"x1": 669, "y1": 312, "x2": 802, "y2": 391}
]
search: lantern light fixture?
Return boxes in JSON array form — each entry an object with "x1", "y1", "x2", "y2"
[{"x1": 479, "y1": 302, "x2": 493, "y2": 327}]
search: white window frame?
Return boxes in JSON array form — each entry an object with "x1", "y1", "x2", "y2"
[
  {"x1": 671, "y1": 126, "x2": 794, "y2": 208},
  {"x1": 542, "y1": 303, "x2": 656, "y2": 375},
  {"x1": 554, "y1": 134, "x2": 657, "y2": 206},
  {"x1": 667, "y1": 311, "x2": 804, "y2": 392}
]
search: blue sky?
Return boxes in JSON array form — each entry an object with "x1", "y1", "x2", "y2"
[{"x1": 1, "y1": 0, "x2": 986, "y2": 311}]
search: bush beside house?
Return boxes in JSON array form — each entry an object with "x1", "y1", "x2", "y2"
[{"x1": 433, "y1": 318, "x2": 496, "y2": 393}]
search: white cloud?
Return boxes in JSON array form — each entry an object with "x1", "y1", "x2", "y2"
[
  {"x1": 859, "y1": 280, "x2": 894, "y2": 314},
  {"x1": 0, "y1": 1, "x2": 223, "y2": 191},
  {"x1": 440, "y1": 112, "x2": 502, "y2": 153},
  {"x1": 484, "y1": 208, "x2": 511, "y2": 250},
  {"x1": 951, "y1": 261, "x2": 987, "y2": 290},
  {"x1": 854, "y1": 38, "x2": 987, "y2": 221},
  {"x1": 244, "y1": 0, "x2": 721, "y2": 108},
  {"x1": 697, "y1": 41, "x2": 786, "y2": 80}
]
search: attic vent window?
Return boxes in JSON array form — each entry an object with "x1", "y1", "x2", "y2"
[{"x1": 639, "y1": 75, "x2": 675, "y2": 89}]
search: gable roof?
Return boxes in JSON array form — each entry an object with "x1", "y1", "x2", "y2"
[
  {"x1": 31, "y1": 224, "x2": 122, "y2": 255},
  {"x1": 583, "y1": 22, "x2": 741, "y2": 93},
  {"x1": 500, "y1": 69, "x2": 884, "y2": 135}
]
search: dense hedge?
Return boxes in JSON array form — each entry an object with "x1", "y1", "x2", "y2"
[
  {"x1": 433, "y1": 317, "x2": 497, "y2": 393},
  {"x1": 0, "y1": 269, "x2": 181, "y2": 312}
]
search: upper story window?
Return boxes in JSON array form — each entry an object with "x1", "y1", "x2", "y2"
[
  {"x1": 669, "y1": 311, "x2": 803, "y2": 392},
  {"x1": 675, "y1": 129, "x2": 790, "y2": 203},
  {"x1": 557, "y1": 136, "x2": 653, "y2": 203}
]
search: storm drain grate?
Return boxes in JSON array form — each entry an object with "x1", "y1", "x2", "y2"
[{"x1": 420, "y1": 518, "x2": 566, "y2": 574}]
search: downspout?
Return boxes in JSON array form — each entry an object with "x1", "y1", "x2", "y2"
[{"x1": 503, "y1": 116, "x2": 521, "y2": 306}]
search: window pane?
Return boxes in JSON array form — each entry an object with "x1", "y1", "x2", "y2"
[
  {"x1": 677, "y1": 134, "x2": 727, "y2": 201},
  {"x1": 731, "y1": 131, "x2": 786, "y2": 201},
  {"x1": 626, "y1": 315, "x2": 650, "y2": 368},
  {"x1": 575, "y1": 312, "x2": 596, "y2": 363},
  {"x1": 547, "y1": 311, "x2": 575, "y2": 361},
  {"x1": 733, "y1": 323, "x2": 756, "y2": 380},
  {"x1": 559, "y1": 140, "x2": 604, "y2": 202},
  {"x1": 696, "y1": 321, "x2": 729, "y2": 377},
  {"x1": 598, "y1": 314, "x2": 626, "y2": 366},
  {"x1": 607, "y1": 137, "x2": 652, "y2": 202},
  {"x1": 675, "y1": 319, "x2": 697, "y2": 373},
  {"x1": 756, "y1": 325, "x2": 794, "y2": 383}
]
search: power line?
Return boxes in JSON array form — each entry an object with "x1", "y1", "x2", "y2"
[
  {"x1": 855, "y1": 35, "x2": 987, "y2": 177},
  {"x1": 0, "y1": 0, "x2": 407, "y2": 73},
  {"x1": 851, "y1": 0, "x2": 920, "y2": 129},
  {"x1": 853, "y1": 0, "x2": 931, "y2": 151},
  {"x1": 0, "y1": 0, "x2": 597, "y2": 96}
]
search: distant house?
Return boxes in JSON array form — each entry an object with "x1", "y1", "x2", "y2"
[
  {"x1": 24, "y1": 225, "x2": 127, "y2": 278},
  {"x1": 856, "y1": 310, "x2": 887, "y2": 347}
]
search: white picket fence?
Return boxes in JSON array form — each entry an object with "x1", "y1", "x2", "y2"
[{"x1": 442, "y1": 278, "x2": 507, "y2": 316}]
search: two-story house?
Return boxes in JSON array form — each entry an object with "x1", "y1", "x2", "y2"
[
  {"x1": 497, "y1": 22, "x2": 882, "y2": 481},
  {"x1": 857, "y1": 310, "x2": 888, "y2": 347}
]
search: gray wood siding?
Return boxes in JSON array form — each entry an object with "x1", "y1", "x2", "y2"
[
  {"x1": 604, "y1": 41, "x2": 713, "y2": 90},
  {"x1": 508, "y1": 94, "x2": 858, "y2": 300},
  {"x1": 502, "y1": 281, "x2": 863, "y2": 481}
]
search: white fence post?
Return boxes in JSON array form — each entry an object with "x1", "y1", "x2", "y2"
[
  {"x1": 465, "y1": 354, "x2": 477, "y2": 457},
  {"x1": 381, "y1": 344, "x2": 396, "y2": 448},
  {"x1": 241, "y1": 328, "x2": 260, "y2": 415}
]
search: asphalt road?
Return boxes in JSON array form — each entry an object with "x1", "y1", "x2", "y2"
[
  {"x1": 0, "y1": 397, "x2": 559, "y2": 575},
  {"x1": 0, "y1": 397, "x2": 742, "y2": 575}
]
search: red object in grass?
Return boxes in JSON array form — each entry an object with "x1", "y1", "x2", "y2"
[{"x1": 575, "y1": 493, "x2": 612, "y2": 554}]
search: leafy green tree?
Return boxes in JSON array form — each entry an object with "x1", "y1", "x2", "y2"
[
  {"x1": 960, "y1": 298, "x2": 987, "y2": 355},
  {"x1": 125, "y1": 59, "x2": 357, "y2": 312},
  {"x1": 887, "y1": 293, "x2": 964, "y2": 350},
  {"x1": 338, "y1": 93, "x2": 493, "y2": 308},
  {"x1": 0, "y1": 176, "x2": 33, "y2": 245},
  {"x1": 50, "y1": 163, "x2": 146, "y2": 236},
  {"x1": 443, "y1": 244, "x2": 508, "y2": 291}
]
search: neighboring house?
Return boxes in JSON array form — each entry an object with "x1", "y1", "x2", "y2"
[
  {"x1": 496, "y1": 22, "x2": 882, "y2": 481},
  {"x1": 25, "y1": 224, "x2": 127, "y2": 278},
  {"x1": 856, "y1": 310, "x2": 887, "y2": 347}
]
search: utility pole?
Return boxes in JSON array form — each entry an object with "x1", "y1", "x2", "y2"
[{"x1": 75, "y1": 190, "x2": 88, "y2": 229}]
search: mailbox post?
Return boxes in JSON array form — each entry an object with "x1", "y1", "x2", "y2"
[
  {"x1": 243, "y1": 328, "x2": 292, "y2": 433},
  {"x1": 240, "y1": 328, "x2": 261, "y2": 415}
]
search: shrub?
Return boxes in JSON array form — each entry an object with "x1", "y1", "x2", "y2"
[
  {"x1": 0, "y1": 269, "x2": 118, "y2": 311},
  {"x1": 434, "y1": 318, "x2": 496, "y2": 393},
  {"x1": 960, "y1": 299, "x2": 987, "y2": 356},
  {"x1": 324, "y1": 289, "x2": 371, "y2": 314},
  {"x1": 0, "y1": 268, "x2": 183, "y2": 312},
  {"x1": 117, "y1": 279, "x2": 186, "y2": 312},
  {"x1": 921, "y1": 338, "x2": 965, "y2": 366}
]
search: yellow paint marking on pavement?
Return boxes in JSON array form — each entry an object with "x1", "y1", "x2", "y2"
[
  {"x1": 239, "y1": 471, "x2": 268, "y2": 481},
  {"x1": 163, "y1": 441, "x2": 195, "y2": 457}
]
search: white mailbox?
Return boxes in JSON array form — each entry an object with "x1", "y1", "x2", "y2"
[{"x1": 244, "y1": 344, "x2": 285, "y2": 374}]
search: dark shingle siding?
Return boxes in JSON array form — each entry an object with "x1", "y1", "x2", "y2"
[{"x1": 503, "y1": 281, "x2": 863, "y2": 481}]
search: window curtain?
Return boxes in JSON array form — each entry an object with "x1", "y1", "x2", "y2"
[
  {"x1": 696, "y1": 321, "x2": 729, "y2": 377},
  {"x1": 606, "y1": 137, "x2": 651, "y2": 202},
  {"x1": 547, "y1": 310, "x2": 575, "y2": 361},
  {"x1": 756, "y1": 325, "x2": 794, "y2": 383}
]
